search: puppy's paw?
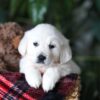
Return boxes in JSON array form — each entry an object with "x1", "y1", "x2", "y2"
[
  {"x1": 25, "y1": 70, "x2": 42, "y2": 89},
  {"x1": 42, "y1": 76, "x2": 55, "y2": 92},
  {"x1": 42, "y1": 68, "x2": 60, "y2": 92}
]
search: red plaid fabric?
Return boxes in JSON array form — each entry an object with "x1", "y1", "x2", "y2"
[{"x1": 0, "y1": 72, "x2": 78, "y2": 100}]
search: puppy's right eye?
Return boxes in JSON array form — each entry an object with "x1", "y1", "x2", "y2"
[
  {"x1": 33, "y1": 42, "x2": 39, "y2": 47},
  {"x1": 49, "y1": 44, "x2": 55, "y2": 49}
]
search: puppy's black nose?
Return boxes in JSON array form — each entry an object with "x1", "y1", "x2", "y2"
[{"x1": 38, "y1": 54, "x2": 46, "y2": 62}]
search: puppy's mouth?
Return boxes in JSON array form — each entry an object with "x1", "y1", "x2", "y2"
[
  {"x1": 36, "y1": 60, "x2": 51, "y2": 65},
  {"x1": 37, "y1": 60, "x2": 45, "y2": 64}
]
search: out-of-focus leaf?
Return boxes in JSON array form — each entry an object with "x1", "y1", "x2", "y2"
[
  {"x1": 28, "y1": 0, "x2": 49, "y2": 24},
  {"x1": 64, "y1": 0, "x2": 75, "y2": 15},
  {"x1": 10, "y1": 0, "x2": 25, "y2": 17},
  {"x1": 92, "y1": 21, "x2": 100, "y2": 41},
  {"x1": 0, "y1": 10, "x2": 7, "y2": 22},
  {"x1": 10, "y1": 0, "x2": 19, "y2": 16},
  {"x1": 95, "y1": 0, "x2": 100, "y2": 12}
]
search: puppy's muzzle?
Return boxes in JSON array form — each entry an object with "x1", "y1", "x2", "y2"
[{"x1": 37, "y1": 54, "x2": 46, "y2": 63}]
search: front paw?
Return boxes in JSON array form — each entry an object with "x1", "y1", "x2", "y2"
[
  {"x1": 25, "y1": 71, "x2": 42, "y2": 89},
  {"x1": 42, "y1": 68, "x2": 60, "y2": 92}
]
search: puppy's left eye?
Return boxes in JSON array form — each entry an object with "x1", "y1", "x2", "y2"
[
  {"x1": 33, "y1": 42, "x2": 39, "y2": 47},
  {"x1": 49, "y1": 44, "x2": 55, "y2": 49}
]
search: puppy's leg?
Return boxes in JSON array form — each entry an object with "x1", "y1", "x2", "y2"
[
  {"x1": 42, "y1": 60, "x2": 80, "y2": 92},
  {"x1": 42, "y1": 67, "x2": 60, "y2": 92},
  {"x1": 20, "y1": 57, "x2": 42, "y2": 88}
]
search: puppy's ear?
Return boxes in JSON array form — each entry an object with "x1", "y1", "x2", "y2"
[
  {"x1": 60, "y1": 39, "x2": 72, "y2": 64},
  {"x1": 18, "y1": 31, "x2": 29, "y2": 56}
]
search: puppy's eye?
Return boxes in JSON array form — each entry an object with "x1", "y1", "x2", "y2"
[
  {"x1": 33, "y1": 42, "x2": 39, "y2": 47},
  {"x1": 49, "y1": 44, "x2": 55, "y2": 49}
]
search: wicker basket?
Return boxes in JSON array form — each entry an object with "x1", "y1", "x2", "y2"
[{"x1": 66, "y1": 76, "x2": 80, "y2": 100}]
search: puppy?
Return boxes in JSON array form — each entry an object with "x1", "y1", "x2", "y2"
[{"x1": 18, "y1": 24, "x2": 80, "y2": 92}]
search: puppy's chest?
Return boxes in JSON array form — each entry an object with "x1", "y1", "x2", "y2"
[{"x1": 34, "y1": 65, "x2": 47, "y2": 74}]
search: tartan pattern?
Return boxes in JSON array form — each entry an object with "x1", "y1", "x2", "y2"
[
  {"x1": 0, "y1": 73, "x2": 34, "y2": 100},
  {"x1": 0, "y1": 72, "x2": 78, "y2": 100}
]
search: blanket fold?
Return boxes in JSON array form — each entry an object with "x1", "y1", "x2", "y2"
[{"x1": 0, "y1": 72, "x2": 78, "y2": 100}]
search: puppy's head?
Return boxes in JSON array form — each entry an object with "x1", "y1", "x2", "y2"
[{"x1": 18, "y1": 24, "x2": 72, "y2": 65}]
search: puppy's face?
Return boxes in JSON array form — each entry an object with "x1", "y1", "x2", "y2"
[
  {"x1": 27, "y1": 35, "x2": 61, "y2": 65},
  {"x1": 18, "y1": 24, "x2": 72, "y2": 66}
]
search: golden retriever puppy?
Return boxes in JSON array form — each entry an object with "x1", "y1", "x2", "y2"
[{"x1": 18, "y1": 24, "x2": 80, "y2": 92}]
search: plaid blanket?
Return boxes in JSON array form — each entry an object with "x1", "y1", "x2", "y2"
[{"x1": 0, "y1": 72, "x2": 78, "y2": 100}]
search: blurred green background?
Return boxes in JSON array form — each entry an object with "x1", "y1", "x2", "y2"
[{"x1": 0, "y1": 0, "x2": 100, "y2": 99}]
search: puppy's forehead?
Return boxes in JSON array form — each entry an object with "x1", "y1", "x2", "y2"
[{"x1": 30, "y1": 24, "x2": 62, "y2": 38}]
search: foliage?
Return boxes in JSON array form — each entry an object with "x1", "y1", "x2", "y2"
[{"x1": 0, "y1": 0, "x2": 100, "y2": 100}]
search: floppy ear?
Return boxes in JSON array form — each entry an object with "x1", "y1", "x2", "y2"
[
  {"x1": 60, "y1": 39, "x2": 72, "y2": 64},
  {"x1": 18, "y1": 31, "x2": 29, "y2": 56}
]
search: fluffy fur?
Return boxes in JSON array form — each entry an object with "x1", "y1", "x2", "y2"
[
  {"x1": 0, "y1": 22, "x2": 23, "y2": 72},
  {"x1": 18, "y1": 24, "x2": 80, "y2": 92}
]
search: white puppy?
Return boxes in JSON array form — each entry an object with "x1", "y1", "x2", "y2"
[{"x1": 18, "y1": 24, "x2": 80, "y2": 92}]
